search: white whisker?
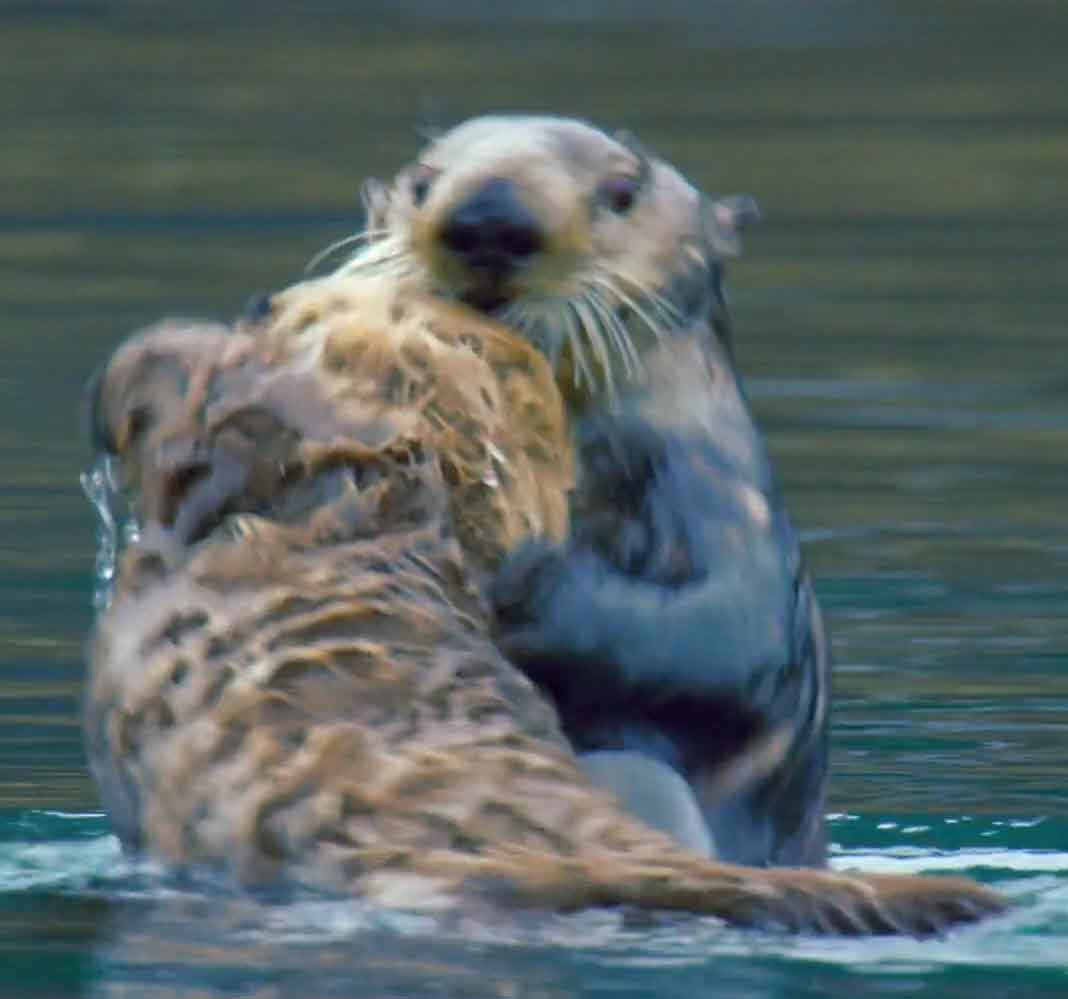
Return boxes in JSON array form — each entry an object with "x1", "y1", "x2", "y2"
[
  {"x1": 645, "y1": 286, "x2": 686, "y2": 327},
  {"x1": 587, "y1": 273, "x2": 665, "y2": 347},
  {"x1": 337, "y1": 237, "x2": 407, "y2": 275},
  {"x1": 316, "y1": 207, "x2": 693, "y2": 405},
  {"x1": 569, "y1": 297, "x2": 615, "y2": 394},
  {"x1": 585, "y1": 286, "x2": 642, "y2": 382},
  {"x1": 612, "y1": 271, "x2": 686, "y2": 329},
  {"x1": 562, "y1": 305, "x2": 595, "y2": 390},
  {"x1": 305, "y1": 229, "x2": 390, "y2": 276}
]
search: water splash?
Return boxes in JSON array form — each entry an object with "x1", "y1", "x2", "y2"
[
  {"x1": 79, "y1": 454, "x2": 139, "y2": 611},
  {"x1": 1, "y1": 811, "x2": 1065, "y2": 999}
]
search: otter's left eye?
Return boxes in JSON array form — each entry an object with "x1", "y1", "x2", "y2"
[
  {"x1": 409, "y1": 165, "x2": 437, "y2": 207},
  {"x1": 598, "y1": 174, "x2": 640, "y2": 214}
]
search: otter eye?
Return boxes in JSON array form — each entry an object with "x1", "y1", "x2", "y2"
[
  {"x1": 598, "y1": 174, "x2": 640, "y2": 214},
  {"x1": 409, "y1": 165, "x2": 437, "y2": 207}
]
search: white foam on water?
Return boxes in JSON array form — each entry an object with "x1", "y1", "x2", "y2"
[
  {"x1": 4, "y1": 810, "x2": 1065, "y2": 977},
  {"x1": 833, "y1": 847, "x2": 1068, "y2": 875},
  {"x1": 0, "y1": 833, "x2": 126, "y2": 894}
]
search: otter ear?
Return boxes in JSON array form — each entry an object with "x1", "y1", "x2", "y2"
[
  {"x1": 414, "y1": 99, "x2": 452, "y2": 145},
  {"x1": 701, "y1": 194, "x2": 761, "y2": 258},
  {"x1": 360, "y1": 178, "x2": 392, "y2": 232},
  {"x1": 414, "y1": 121, "x2": 446, "y2": 144},
  {"x1": 614, "y1": 130, "x2": 653, "y2": 188}
]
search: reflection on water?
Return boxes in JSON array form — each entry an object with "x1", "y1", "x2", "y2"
[{"x1": 1, "y1": 0, "x2": 1066, "y2": 995}]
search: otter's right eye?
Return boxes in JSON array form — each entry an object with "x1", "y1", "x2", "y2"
[
  {"x1": 597, "y1": 174, "x2": 641, "y2": 215},
  {"x1": 409, "y1": 165, "x2": 437, "y2": 207}
]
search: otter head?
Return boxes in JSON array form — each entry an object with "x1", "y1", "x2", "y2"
[
  {"x1": 87, "y1": 275, "x2": 573, "y2": 594},
  {"x1": 341, "y1": 115, "x2": 758, "y2": 394},
  {"x1": 86, "y1": 319, "x2": 361, "y2": 592}
]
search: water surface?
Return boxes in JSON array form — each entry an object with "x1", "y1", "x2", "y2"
[{"x1": 2, "y1": 2, "x2": 1065, "y2": 995}]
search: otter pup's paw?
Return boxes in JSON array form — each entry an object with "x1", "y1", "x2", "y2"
[
  {"x1": 751, "y1": 869, "x2": 1008, "y2": 937},
  {"x1": 489, "y1": 537, "x2": 566, "y2": 622},
  {"x1": 848, "y1": 872, "x2": 1008, "y2": 937}
]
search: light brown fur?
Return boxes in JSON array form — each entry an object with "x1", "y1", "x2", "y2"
[{"x1": 84, "y1": 274, "x2": 1004, "y2": 935}]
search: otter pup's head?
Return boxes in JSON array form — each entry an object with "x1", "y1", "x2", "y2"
[
  {"x1": 336, "y1": 116, "x2": 757, "y2": 394},
  {"x1": 86, "y1": 275, "x2": 573, "y2": 591}
]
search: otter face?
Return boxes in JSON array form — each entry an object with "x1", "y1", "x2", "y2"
[
  {"x1": 401, "y1": 117, "x2": 676, "y2": 308},
  {"x1": 87, "y1": 321, "x2": 281, "y2": 553},
  {"x1": 88, "y1": 322, "x2": 368, "y2": 596},
  {"x1": 340, "y1": 116, "x2": 757, "y2": 394}
]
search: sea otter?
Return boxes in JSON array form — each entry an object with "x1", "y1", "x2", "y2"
[
  {"x1": 82, "y1": 276, "x2": 1003, "y2": 934},
  {"x1": 333, "y1": 115, "x2": 828, "y2": 867}
]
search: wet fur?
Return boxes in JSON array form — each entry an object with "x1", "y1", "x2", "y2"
[
  {"x1": 336, "y1": 115, "x2": 827, "y2": 867},
  {"x1": 83, "y1": 275, "x2": 1003, "y2": 934}
]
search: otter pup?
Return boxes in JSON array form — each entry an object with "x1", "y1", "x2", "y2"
[
  {"x1": 82, "y1": 278, "x2": 1004, "y2": 934},
  {"x1": 335, "y1": 116, "x2": 827, "y2": 867}
]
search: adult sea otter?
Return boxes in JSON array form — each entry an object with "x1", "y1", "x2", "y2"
[{"x1": 335, "y1": 115, "x2": 828, "y2": 867}]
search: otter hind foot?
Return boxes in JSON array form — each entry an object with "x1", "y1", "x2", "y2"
[{"x1": 580, "y1": 750, "x2": 715, "y2": 858}]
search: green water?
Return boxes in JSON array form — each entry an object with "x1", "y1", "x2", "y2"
[{"x1": 2, "y1": 2, "x2": 1066, "y2": 995}]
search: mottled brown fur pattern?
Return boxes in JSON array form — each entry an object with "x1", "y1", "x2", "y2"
[{"x1": 85, "y1": 274, "x2": 1004, "y2": 934}]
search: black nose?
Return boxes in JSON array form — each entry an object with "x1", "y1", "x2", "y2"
[{"x1": 439, "y1": 178, "x2": 543, "y2": 278}]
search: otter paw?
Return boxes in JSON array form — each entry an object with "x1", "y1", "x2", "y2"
[
  {"x1": 488, "y1": 538, "x2": 606, "y2": 670},
  {"x1": 757, "y1": 870, "x2": 1007, "y2": 937},
  {"x1": 850, "y1": 873, "x2": 1008, "y2": 937},
  {"x1": 489, "y1": 538, "x2": 567, "y2": 624}
]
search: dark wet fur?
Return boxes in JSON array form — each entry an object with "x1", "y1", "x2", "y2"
[{"x1": 491, "y1": 269, "x2": 830, "y2": 868}]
